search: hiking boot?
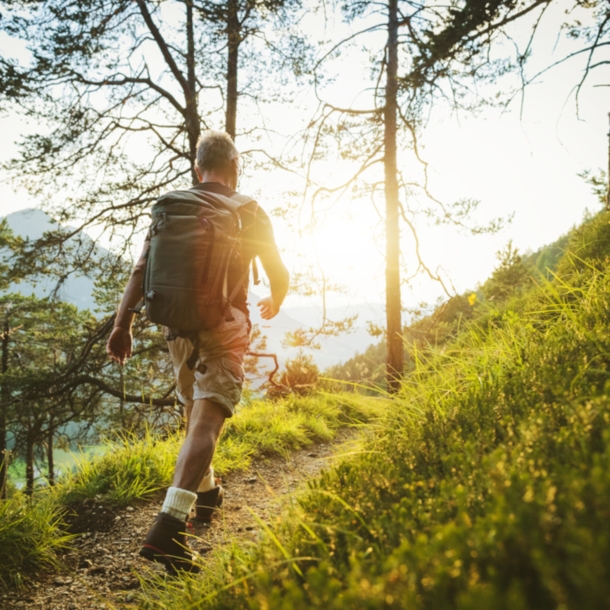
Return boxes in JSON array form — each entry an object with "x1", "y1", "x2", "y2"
[
  {"x1": 139, "y1": 512, "x2": 200, "y2": 574},
  {"x1": 193, "y1": 486, "x2": 224, "y2": 523}
]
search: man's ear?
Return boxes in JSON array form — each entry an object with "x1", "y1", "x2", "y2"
[
  {"x1": 194, "y1": 165, "x2": 203, "y2": 182},
  {"x1": 230, "y1": 157, "x2": 240, "y2": 189}
]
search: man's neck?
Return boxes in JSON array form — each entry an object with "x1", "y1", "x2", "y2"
[{"x1": 198, "y1": 170, "x2": 233, "y2": 189}]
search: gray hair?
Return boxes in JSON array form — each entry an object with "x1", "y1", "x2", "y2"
[{"x1": 195, "y1": 130, "x2": 239, "y2": 173}]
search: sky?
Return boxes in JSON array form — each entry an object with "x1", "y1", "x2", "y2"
[{"x1": 0, "y1": 0, "x2": 608, "y2": 317}]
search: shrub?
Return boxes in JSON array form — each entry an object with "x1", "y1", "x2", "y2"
[{"x1": 278, "y1": 351, "x2": 320, "y2": 395}]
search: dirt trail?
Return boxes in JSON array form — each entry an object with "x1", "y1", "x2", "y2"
[{"x1": 1, "y1": 430, "x2": 356, "y2": 610}]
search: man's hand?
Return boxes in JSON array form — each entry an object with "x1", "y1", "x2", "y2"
[
  {"x1": 106, "y1": 326, "x2": 133, "y2": 366},
  {"x1": 257, "y1": 295, "x2": 279, "y2": 320}
]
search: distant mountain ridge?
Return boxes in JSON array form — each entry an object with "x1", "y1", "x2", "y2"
[{"x1": 4, "y1": 208, "x2": 100, "y2": 310}]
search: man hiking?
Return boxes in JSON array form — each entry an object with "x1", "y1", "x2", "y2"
[{"x1": 106, "y1": 130, "x2": 289, "y2": 573}]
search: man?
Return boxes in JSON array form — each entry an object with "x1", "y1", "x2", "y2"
[{"x1": 106, "y1": 130, "x2": 289, "y2": 573}]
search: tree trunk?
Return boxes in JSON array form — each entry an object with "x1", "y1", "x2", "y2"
[
  {"x1": 0, "y1": 310, "x2": 9, "y2": 499},
  {"x1": 185, "y1": 0, "x2": 201, "y2": 185},
  {"x1": 119, "y1": 367, "x2": 125, "y2": 429},
  {"x1": 606, "y1": 112, "x2": 610, "y2": 211},
  {"x1": 0, "y1": 410, "x2": 5, "y2": 500},
  {"x1": 225, "y1": 0, "x2": 240, "y2": 140},
  {"x1": 47, "y1": 416, "x2": 55, "y2": 487},
  {"x1": 384, "y1": 0, "x2": 403, "y2": 393},
  {"x1": 25, "y1": 426, "x2": 35, "y2": 497}
]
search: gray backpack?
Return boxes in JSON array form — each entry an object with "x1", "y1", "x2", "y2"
[{"x1": 142, "y1": 187, "x2": 256, "y2": 331}]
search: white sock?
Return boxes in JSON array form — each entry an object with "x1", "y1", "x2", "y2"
[
  {"x1": 161, "y1": 486, "x2": 197, "y2": 521},
  {"x1": 197, "y1": 467, "x2": 215, "y2": 493}
]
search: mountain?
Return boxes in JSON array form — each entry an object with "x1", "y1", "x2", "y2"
[
  {"x1": 5, "y1": 208, "x2": 56, "y2": 240},
  {"x1": 282, "y1": 302, "x2": 385, "y2": 329},
  {"x1": 249, "y1": 295, "x2": 383, "y2": 369},
  {"x1": 4, "y1": 208, "x2": 101, "y2": 310}
]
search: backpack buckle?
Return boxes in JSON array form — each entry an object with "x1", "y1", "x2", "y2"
[{"x1": 129, "y1": 298, "x2": 145, "y2": 314}]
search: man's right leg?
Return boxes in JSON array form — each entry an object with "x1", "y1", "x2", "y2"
[
  {"x1": 164, "y1": 332, "x2": 223, "y2": 508},
  {"x1": 183, "y1": 399, "x2": 223, "y2": 521}
]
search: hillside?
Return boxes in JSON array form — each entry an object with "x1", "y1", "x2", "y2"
[
  {"x1": 136, "y1": 209, "x2": 610, "y2": 608},
  {"x1": 327, "y1": 220, "x2": 581, "y2": 389}
]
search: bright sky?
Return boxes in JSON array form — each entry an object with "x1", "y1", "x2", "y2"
[{"x1": 0, "y1": 0, "x2": 608, "y2": 313}]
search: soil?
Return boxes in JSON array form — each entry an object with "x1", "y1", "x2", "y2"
[{"x1": 0, "y1": 431, "x2": 356, "y2": 610}]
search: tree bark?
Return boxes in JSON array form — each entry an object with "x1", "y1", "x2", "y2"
[
  {"x1": 47, "y1": 416, "x2": 55, "y2": 486},
  {"x1": 225, "y1": 0, "x2": 240, "y2": 140},
  {"x1": 0, "y1": 309, "x2": 9, "y2": 499},
  {"x1": 606, "y1": 112, "x2": 610, "y2": 211},
  {"x1": 384, "y1": 0, "x2": 403, "y2": 393},
  {"x1": 25, "y1": 425, "x2": 35, "y2": 497},
  {"x1": 185, "y1": 0, "x2": 201, "y2": 185}
]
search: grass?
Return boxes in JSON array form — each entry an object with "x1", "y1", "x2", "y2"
[
  {"x1": 135, "y1": 267, "x2": 610, "y2": 608},
  {"x1": 0, "y1": 391, "x2": 383, "y2": 586},
  {"x1": 54, "y1": 429, "x2": 182, "y2": 507},
  {"x1": 0, "y1": 493, "x2": 72, "y2": 588},
  {"x1": 56, "y1": 392, "x2": 383, "y2": 507}
]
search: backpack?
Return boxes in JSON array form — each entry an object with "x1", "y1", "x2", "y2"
[{"x1": 142, "y1": 187, "x2": 257, "y2": 331}]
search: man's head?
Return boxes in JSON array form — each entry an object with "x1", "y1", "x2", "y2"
[{"x1": 194, "y1": 130, "x2": 240, "y2": 189}]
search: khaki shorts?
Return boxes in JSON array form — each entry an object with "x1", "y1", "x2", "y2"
[{"x1": 164, "y1": 308, "x2": 251, "y2": 417}]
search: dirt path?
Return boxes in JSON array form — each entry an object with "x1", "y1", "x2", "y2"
[{"x1": 1, "y1": 430, "x2": 356, "y2": 610}]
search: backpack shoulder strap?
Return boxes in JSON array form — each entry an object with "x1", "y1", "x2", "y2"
[
  {"x1": 226, "y1": 193, "x2": 260, "y2": 303},
  {"x1": 230, "y1": 192, "x2": 256, "y2": 207}
]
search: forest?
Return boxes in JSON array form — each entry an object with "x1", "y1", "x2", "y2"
[{"x1": 0, "y1": 0, "x2": 609, "y2": 607}]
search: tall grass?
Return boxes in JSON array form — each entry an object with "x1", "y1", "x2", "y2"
[
  {"x1": 137, "y1": 268, "x2": 610, "y2": 609},
  {"x1": 0, "y1": 392, "x2": 383, "y2": 586},
  {"x1": 0, "y1": 493, "x2": 72, "y2": 587},
  {"x1": 55, "y1": 429, "x2": 182, "y2": 506},
  {"x1": 56, "y1": 392, "x2": 383, "y2": 507}
]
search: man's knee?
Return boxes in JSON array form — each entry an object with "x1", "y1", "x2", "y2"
[{"x1": 189, "y1": 398, "x2": 227, "y2": 435}]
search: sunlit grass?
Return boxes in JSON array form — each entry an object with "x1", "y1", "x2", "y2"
[
  {"x1": 0, "y1": 392, "x2": 384, "y2": 586},
  {"x1": 136, "y1": 265, "x2": 610, "y2": 609},
  {"x1": 53, "y1": 393, "x2": 383, "y2": 507},
  {"x1": 54, "y1": 429, "x2": 181, "y2": 507}
]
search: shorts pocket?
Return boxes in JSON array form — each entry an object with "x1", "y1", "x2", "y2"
[{"x1": 221, "y1": 357, "x2": 244, "y2": 383}]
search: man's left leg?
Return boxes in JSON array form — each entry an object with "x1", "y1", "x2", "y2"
[
  {"x1": 139, "y1": 398, "x2": 226, "y2": 573},
  {"x1": 172, "y1": 397, "x2": 226, "y2": 492}
]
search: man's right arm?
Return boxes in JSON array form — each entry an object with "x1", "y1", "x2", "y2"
[{"x1": 106, "y1": 239, "x2": 150, "y2": 365}]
